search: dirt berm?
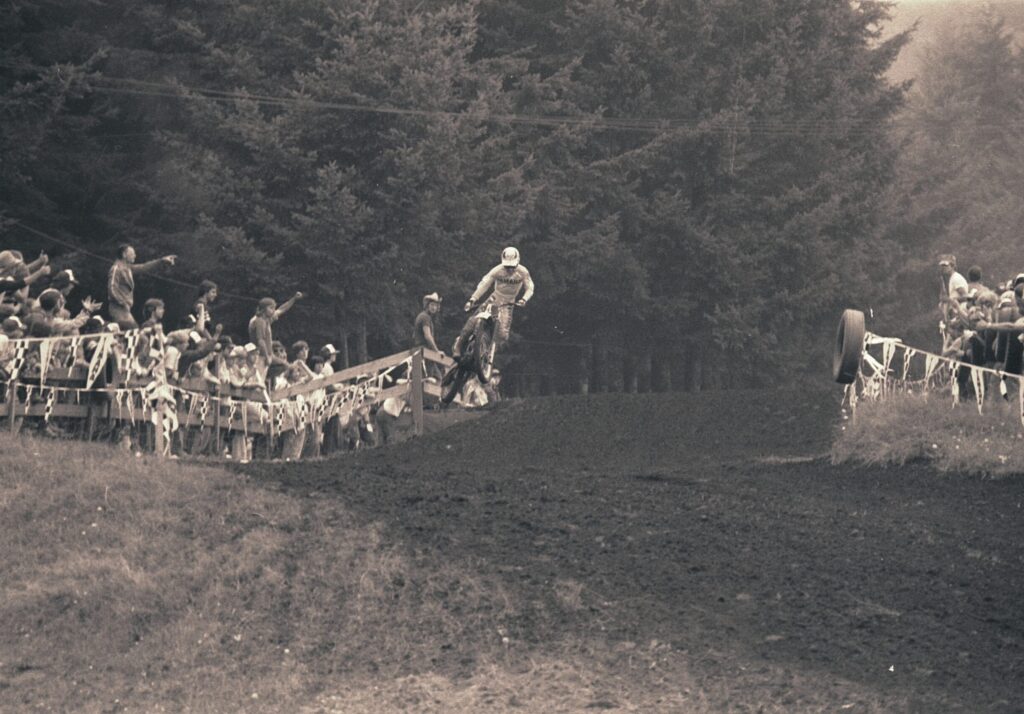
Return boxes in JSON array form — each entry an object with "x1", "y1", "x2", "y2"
[{"x1": 252, "y1": 387, "x2": 1024, "y2": 713}]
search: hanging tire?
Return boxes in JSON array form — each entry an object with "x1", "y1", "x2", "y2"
[{"x1": 832, "y1": 309, "x2": 865, "y2": 384}]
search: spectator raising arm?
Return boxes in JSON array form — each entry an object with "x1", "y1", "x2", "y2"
[
  {"x1": 132, "y1": 254, "x2": 177, "y2": 274},
  {"x1": 273, "y1": 291, "x2": 304, "y2": 320}
]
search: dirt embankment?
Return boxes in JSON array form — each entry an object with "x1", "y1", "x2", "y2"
[{"x1": 255, "y1": 388, "x2": 1024, "y2": 713}]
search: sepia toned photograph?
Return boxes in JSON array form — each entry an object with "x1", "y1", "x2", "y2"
[{"x1": 1, "y1": 0, "x2": 1022, "y2": 711}]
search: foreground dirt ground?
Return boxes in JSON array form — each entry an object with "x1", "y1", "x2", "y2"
[{"x1": 254, "y1": 387, "x2": 1024, "y2": 713}]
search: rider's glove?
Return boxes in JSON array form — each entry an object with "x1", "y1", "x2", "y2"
[
  {"x1": 515, "y1": 299, "x2": 527, "y2": 307},
  {"x1": 463, "y1": 301, "x2": 474, "y2": 312}
]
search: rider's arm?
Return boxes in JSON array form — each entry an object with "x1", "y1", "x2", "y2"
[
  {"x1": 469, "y1": 267, "x2": 500, "y2": 305},
  {"x1": 519, "y1": 267, "x2": 534, "y2": 303},
  {"x1": 977, "y1": 320, "x2": 1024, "y2": 332},
  {"x1": 273, "y1": 292, "x2": 303, "y2": 319},
  {"x1": 423, "y1": 323, "x2": 440, "y2": 351}
]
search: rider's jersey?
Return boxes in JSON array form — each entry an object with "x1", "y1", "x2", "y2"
[{"x1": 470, "y1": 264, "x2": 535, "y2": 305}]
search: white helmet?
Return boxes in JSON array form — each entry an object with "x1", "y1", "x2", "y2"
[{"x1": 501, "y1": 246, "x2": 520, "y2": 267}]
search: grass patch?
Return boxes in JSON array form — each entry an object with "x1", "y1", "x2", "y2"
[
  {"x1": 0, "y1": 433, "x2": 528, "y2": 711},
  {"x1": 831, "y1": 390, "x2": 1024, "y2": 476}
]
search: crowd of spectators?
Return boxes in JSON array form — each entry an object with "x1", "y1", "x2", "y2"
[
  {"x1": 937, "y1": 253, "x2": 1024, "y2": 392},
  {"x1": 0, "y1": 243, "x2": 420, "y2": 460}
]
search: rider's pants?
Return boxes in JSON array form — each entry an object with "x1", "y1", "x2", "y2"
[{"x1": 453, "y1": 303, "x2": 514, "y2": 355}]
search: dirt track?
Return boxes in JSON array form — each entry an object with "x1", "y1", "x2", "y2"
[{"x1": 251, "y1": 388, "x2": 1024, "y2": 712}]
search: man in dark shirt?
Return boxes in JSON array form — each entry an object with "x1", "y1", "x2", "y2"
[
  {"x1": 413, "y1": 292, "x2": 443, "y2": 353},
  {"x1": 414, "y1": 292, "x2": 443, "y2": 381}
]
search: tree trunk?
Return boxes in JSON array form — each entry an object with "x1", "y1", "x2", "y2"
[
  {"x1": 591, "y1": 334, "x2": 609, "y2": 393},
  {"x1": 652, "y1": 351, "x2": 672, "y2": 392},
  {"x1": 638, "y1": 348, "x2": 652, "y2": 393},
  {"x1": 339, "y1": 329, "x2": 350, "y2": 368},
  {"x1": 621, "y1": 332, "x2": 638, "y2": 393},
  {"x1": 689, "y1": 351, "x2": 703, "y2": 393},
  {"x1": 334, "y1": 302, "x2": 351, "y2": 369},
  {"x1": 356, "y1": 319, "x2": 369, "y2": 364},
  {"x1": 578, "y1": 344, "x2": 590, "y2": 395}
]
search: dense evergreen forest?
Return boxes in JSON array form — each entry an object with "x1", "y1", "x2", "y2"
[{"x1": 3, "y1": 1, "x2": 1022, "y2": 394}]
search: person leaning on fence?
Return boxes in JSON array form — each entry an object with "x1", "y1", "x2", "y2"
[
  {"x1": 319, "y1": 343, "x2": 338, "y2": 376},
  {"x1": 192, "y1": 280, "x2": 218, "y2": 338},
  {"x1": 107, "y1": 244, "x2": 177, "y2": 330},
  {"x1": 413, "y1": 292, "x2": 443, "y2": 381},
  {"x1": 977, "y1": 283, "x2": 1024, "y2": 376}
]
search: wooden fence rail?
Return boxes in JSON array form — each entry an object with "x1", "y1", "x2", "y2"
[{"x1": 3, "y1": 347, "x2": 456, "y2": 455}]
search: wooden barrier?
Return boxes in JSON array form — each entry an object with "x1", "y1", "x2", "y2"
[{"x1": 1, "y1": 345, "x2": 457, "y2": 456}]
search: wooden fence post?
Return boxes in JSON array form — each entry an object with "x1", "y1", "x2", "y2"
[
  {"x1": 214, "y1": 385, "x2": 222, "y2": 457},
  {"x1": 6, "y1": 382, "x2": 16, "y2": 433},
  {"x1": 154, "y1": 403, "x2": 165, "y2": 457},
  {"x1": 411, "y1": 349, "x2": 424, "y2": 437}
]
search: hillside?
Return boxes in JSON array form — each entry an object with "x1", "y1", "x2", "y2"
[{"x1": 2, "y1": 387, "x2": 1023, "y2": 712}]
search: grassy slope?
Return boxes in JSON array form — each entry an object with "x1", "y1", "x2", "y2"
[
  {"x1": 10, "y1": 386, "x2": 960, "y2": 712},
  {"x1": 0, "y1": 421, "x2": 754, "y2": 713},
  {"x1": 0, "y1": 434, "x2": 530, "y2": 712}
]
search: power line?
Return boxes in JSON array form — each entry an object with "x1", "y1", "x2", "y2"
[
  {"x1": 8, "y1": 220, "x2": 296, "y2": 307},
  {"x1": 7, "y1": 58, "x2": 1024, "y2": 136}
]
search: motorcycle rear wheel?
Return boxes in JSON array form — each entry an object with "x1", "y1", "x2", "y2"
[{"x1": 440, "y1": 363, "x2": 470, "y2": 405}]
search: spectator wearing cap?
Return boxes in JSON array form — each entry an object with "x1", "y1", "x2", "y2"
[
  {"x1": 413, "y1": 292, "x2": 443, "y2": 353},
  {"x1": 0, "y1": 317, "x2": 25, "y2": 381},
  {"x1": 414, "y1": 292, "x2": 443, "y2": 381},
  {"x1": 247, "y1": 292, "x2": 304, "y2": 375},
  {"x1": 23, "y1": 289, "x2": 63, "y2": 337},
  {"x1": 319, "y1": 343, "x2": 339, "y2": 376},
  {"x1": 261, "y1": 340, "x2": 289, "y2": 391},
  {"x1": 978, "y1": 283, "x2": 1024, "y2": 375},
  {"x1": 938, "y1": 254, "x2": 969, "y2": 323},
  {"x1": 107, "y1": 243, "x2": 177, "y2": 330},
  {"x1": 2, "y1": 316, "x2": 25, "y2": 339}
]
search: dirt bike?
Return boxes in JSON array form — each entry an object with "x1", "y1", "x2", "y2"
[{"x1": 439, "y1": 300, "x2": 517, "y2": 406}]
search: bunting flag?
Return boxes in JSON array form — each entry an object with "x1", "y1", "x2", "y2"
[
  {"x1": 881, "y1": 339, "x2": 896, "y2": 379},
  {"x1": 924, "y1": 355, "x2": 939, "y2": 384},
  {"x1": 902, "y1": 348, "x2": 914, "y2": 383},
  {"x1": 970, "y1": 367, "x2": 985, "y2": 414},
  {"x1": 42, "y1": 387, "x2": 56, "y2": 422},
  {"x1": 1000, "y1": 377, "x2": 1009, "y2": 401},
  {"x1": 197, "y1": 394, "x2": 209, "y2": 426},
  {"x1": 37, "y1": 339, "x2": 53, "y2": 385},
  {"x1": 124, "y1": 330, "x2": 141, "y2": 372},
  {"x1": 1020, "y1": 383, "x2": 1024, "y2": 429},
  {"x1": 951, "y1": 374, "x2": 960, "y2": 406},
  {"x1": 185, "y1": 391, "x2": 199, "y2": 426},
  {"x1": 7, "y1": 340, "x2": 28, "y2": 382},
  {"x1": 67, "y1": 336, "x2": 82, "y2": 369},
  {"x1": 86, "y1": 334, "x2": 112, "y2": 388},
  {"x1": 273, "y1": 402, "x2": 285, "y2": 436}
]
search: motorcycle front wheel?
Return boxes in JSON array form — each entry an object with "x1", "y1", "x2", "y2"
[{"x1": 473, "y1": 319, "x2": 495, "y2": 383}]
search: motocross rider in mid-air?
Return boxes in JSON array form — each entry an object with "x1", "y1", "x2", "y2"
[{"x1": 451, "y1": 246, "x2": 534, "y2": 378}]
